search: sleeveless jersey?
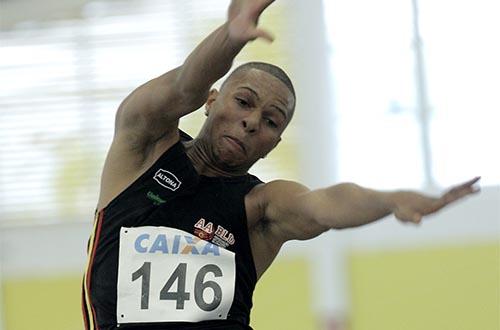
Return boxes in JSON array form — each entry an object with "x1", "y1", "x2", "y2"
[{"x1": 82, "y1": 132, "x2": 262, "y2": 330}]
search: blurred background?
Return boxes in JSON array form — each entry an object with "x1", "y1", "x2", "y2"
[{"x1": 0, "y1": 0, "x2": 499, "y2": 329}]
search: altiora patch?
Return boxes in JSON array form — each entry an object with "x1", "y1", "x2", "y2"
[{"x1": 153, "y1": 169, "x2": 181, "y2": 191}]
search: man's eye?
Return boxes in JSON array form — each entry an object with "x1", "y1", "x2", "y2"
[
  {"x1": 235, "y1": 98, "x2": 249, "y2": 107},
  {"x1": 265, "y1": 118, "x2": 277, "y2": 128}
]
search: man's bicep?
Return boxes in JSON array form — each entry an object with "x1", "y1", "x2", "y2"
[
  {"x1": 264, "y1": 180, "x2": 330, "y2": 242},
  {"x1": 115, "y1": 67, "x2": 207, "y2": 142}
]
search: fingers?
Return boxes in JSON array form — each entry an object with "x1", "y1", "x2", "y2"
[
  {"x1": 449, "y1": 176, "x2": 481, "y2": 194},
  {"x1": 430, "y1": 176, "x2": 481, "y2": 212},
  {"x1": 396, "y1": 177, "x2": 480, "y2": 227},
  {"x1": 252, "y1": 28, "x2": 275, "y2": 42},
  {"x1": 441, "y1": 176, "x2": 481, "y2": 205},
  {"x1": 228, "y1": 0, "x2": 275, "y2": 23},
  {"x1": 239, "y1": 0, "x2": 275, "y2": 20},
  {"x1": 227, "y1": 0, "x2": 275, "y2": 43},
  {"x1": 255, "y1": 0, "x2": 276, "y2": 16}
]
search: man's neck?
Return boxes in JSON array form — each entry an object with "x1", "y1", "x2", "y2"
[{"x1": 184, "y1": 138, "x2": 249, "y2": 177}]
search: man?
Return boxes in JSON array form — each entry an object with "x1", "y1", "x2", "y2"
[{"x1": 82, "y1": 0, "x2": 480, "y2": 329}]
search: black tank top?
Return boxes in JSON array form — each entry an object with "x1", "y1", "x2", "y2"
[{"x1": 82, "y1": 132, "x2": 262, "y2": 330}]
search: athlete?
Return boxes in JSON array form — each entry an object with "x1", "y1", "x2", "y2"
[{"x1": 82, "y1": 0, "x2": 480, "y2": 329}]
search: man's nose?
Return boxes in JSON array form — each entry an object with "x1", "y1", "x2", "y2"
[{"x1": 242, "y1": 113, "x2": 260, "y2": 133}]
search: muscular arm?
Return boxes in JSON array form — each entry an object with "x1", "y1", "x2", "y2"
[
  {"x1": 259, "y1": 177, "x2": 480, "y2": 242},
  {"x1": 116, "y1": 0, "x2": 275, "y2": 149}
]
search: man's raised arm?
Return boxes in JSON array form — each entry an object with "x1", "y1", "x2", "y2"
[
  {"x1": 176, "y1": 0, "x2": 275, "y2": 105},
  {"x1": 115, "y1": 0, "x2": 275, "y2": 144}
]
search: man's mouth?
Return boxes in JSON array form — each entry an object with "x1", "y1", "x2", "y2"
[{"x1": 224, "y1": 136, "x2": 246, "y2": 154}]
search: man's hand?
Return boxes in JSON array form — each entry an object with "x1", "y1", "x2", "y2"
[
  {"x1": 393, "y1": 177, "x2": 481, "y2": 225},
  {"x1": 227, "y1": 0, "x2": 275, "y2": 43}
]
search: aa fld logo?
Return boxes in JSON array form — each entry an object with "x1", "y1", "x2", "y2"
[{"x1": 154, "y1": 169, "x2": 181, "y2": 191}]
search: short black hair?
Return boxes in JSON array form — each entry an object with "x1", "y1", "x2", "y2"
[{"x1": 221, "y1": 62, "x2": 296, "y2": 101}]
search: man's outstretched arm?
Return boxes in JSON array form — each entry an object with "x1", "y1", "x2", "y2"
[
  {"x1": 258, "y1": 177, "x2": 481, "y2": 242},
  {"x1": 115, "y1": 0, "x2": 276, "y2": 144}
]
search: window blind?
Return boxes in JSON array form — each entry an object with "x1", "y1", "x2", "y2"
[{"x1": 0, "y1": 0, "x2": 299, "y2": 226}]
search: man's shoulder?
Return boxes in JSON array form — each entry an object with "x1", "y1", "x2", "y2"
[
  {"x1": 245, "y1": 179, "x2": 309, "y2": 223},
  {"x1": 248, "y1": 179, "x2": 309, "y2": 199}
]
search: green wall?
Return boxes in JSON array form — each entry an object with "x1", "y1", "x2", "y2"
[
  {"x1": 251, "y1": 258, "x2": 317, "y2": 329},
  {"x1": 349, "y1": 243, "x2": 499, "y2": 330},
  {"x1": 3, "y1": 275, "x2": 83, "y2": 330},
  {"x1": 2, "y1": 242, "x2": 498, "y2": 330}
]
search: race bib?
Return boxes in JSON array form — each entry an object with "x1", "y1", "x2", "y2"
[{"x1": 117, "y1": 226, "x2": 236, "y2": 324}]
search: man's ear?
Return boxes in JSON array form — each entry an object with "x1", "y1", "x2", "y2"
[{"x1": 205, "y1": 89, "x2": 219, "y2": 116}]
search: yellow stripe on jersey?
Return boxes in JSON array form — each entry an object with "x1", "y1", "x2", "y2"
[{"x1": 82, "y1": 210, "x2": 103, "y2": 330}]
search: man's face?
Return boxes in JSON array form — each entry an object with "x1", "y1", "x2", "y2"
[{"x1": 201, "y1": 68, "x2": 295, "y2": 170}]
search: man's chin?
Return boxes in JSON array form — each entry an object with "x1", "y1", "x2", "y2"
[
  {"x1": 220, "y1": 157, "x2": 247, "y2": 170},
  {"x1": 218, "y1": 153, "x2": 252, "y2": 171}
]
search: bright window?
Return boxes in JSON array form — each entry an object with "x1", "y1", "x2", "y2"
[{"x1": 323, "y1": 0, "x2": 499, "y2": 188}]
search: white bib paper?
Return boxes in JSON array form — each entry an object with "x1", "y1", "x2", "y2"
[{"x1": 117, "y1": 226, "x2": 236, "y2": 324}]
